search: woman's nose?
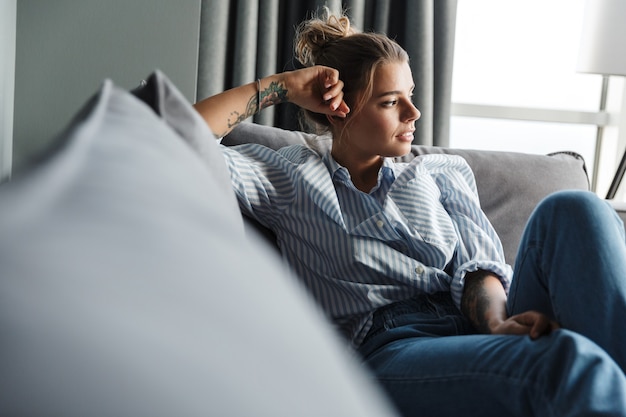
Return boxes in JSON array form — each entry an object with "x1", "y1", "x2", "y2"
[{"x1": 405, "y1": 101, "x2": 421, "y2": 122}]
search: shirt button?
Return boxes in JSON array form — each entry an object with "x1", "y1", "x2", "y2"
[
  {"x1": 376, "y1": 220, "x2": 384, "y2": 228},
  {"x1": 415, "y1": 266, "x2": 424, "y2": 274}
]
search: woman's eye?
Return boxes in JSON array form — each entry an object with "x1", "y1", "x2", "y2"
[{"x1": 382, "y1": 100, "x2": 398, "y2": 107}]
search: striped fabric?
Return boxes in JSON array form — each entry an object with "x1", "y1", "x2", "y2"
[{"x1": 221, "y1": 143, "x2": 513, "y2": 346}]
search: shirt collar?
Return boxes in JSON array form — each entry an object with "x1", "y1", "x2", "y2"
[{"x1": 323, "y1": 151, "x2": 348, "y2": 181}]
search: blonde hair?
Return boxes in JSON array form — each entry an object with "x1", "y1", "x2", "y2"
[{"x1": 294, "y1": 9, "x2": 409, "y2": 134}]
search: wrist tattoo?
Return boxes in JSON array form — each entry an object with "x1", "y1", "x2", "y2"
[{"x1": 258, "y1": 80, "x2": 288, "y2": 111}]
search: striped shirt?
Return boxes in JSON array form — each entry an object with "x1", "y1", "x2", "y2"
[{"x1": 221, "y1": 143, "x2": 513, "y2": 346}]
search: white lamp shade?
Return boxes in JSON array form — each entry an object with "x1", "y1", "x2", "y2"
[{"x1": 578, "y1": 0, "x2": 626, "y2": 76}]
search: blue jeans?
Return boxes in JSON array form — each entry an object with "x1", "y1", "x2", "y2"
[{"x1": 358, "y1": 191, "x2": 626, "y2": 417}]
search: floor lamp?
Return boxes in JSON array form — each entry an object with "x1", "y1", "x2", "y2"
[{"x1": 577, "y1": 0, "x2": 626, "y2": 199}]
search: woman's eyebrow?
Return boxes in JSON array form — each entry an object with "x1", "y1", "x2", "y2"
[
  {"x1": 375, "y1": 85, "x2": 415, "y2": 98},
  {"x1": 375, "y1": 90, "x2": 401, "y2": 98}
]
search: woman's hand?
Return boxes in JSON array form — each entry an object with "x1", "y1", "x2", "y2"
[
  {"x1": 490, "y1": 310, "x2": 560, "y2": 340},
  {"x1": 282, "y1": 66, "x2": 350, "y2": 118},
  {"x1": 461, "y1": 270, "x2": 559, "y2": 340}
]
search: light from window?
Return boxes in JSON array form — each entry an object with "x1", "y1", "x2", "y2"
[{"x1": 452, "y1": 0, "x2": 601, "y2": 111}]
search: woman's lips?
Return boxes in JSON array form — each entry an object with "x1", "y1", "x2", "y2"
[{"x1": 397, "y1": 131, "x2": 415, "y2": 142}]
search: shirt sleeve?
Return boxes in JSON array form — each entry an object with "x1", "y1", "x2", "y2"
[
  {"x1": 219, "y1": 144, "x2": 301, "y2": 226},
  {"x1": 429, "y1": 155, "x2": 513, "y2": 308}
]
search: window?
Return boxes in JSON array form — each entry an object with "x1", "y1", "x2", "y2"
[{"x1": 450, "y1": 0, "x2": 623, "y2": 196}]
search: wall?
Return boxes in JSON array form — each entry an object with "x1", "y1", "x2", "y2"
[
  {"x1": 13, "y1": 0, "x2": 201, "y2": 171},
  {"x1": 0, "y1": 0, "x2": 16, "y2": 180}
]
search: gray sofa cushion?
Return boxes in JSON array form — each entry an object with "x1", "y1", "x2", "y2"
[
  {"x1": 223, "y1": 122, "x2": 590, "y2": 266},
  {"x1": 0, "y1": 72, "x2": 397, "y2": 417}
]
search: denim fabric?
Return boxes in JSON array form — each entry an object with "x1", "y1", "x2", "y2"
[{"x1": 358, "y1": 191, "x2": 626, "y2": 417}]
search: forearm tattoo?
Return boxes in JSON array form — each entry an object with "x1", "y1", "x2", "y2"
[
  {"x1": 461, "y1": 272, "x2": 492, "y2": 334},
  {"x1": 224, "y1": 80, "x2": 288, "y2": 134}
]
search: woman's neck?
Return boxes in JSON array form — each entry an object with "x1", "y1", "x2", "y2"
[{"x1": 331, "y1": 148, "x2": 383, "y2": 193}]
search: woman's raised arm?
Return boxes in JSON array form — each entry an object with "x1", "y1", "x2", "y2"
[{"x1": 193, "y1": 66, "x2": 349, "y2": 138}]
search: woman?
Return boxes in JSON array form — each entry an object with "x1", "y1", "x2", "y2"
[{"x1": 194, "y1": 11, "x2": 626, "y2": 417}]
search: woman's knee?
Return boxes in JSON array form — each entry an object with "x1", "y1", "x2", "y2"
[
  {"x1": 535, "y1": 190, "x2": 602, "y2": 217},
  {"x1": 530, "y1": 190, "x2": 622, "y2": 235}
]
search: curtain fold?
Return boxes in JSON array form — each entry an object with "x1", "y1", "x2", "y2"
[{"x1": 197, "y1": 0, "x2": 457, "y2": 146}]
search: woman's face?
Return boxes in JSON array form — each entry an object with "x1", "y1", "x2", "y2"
[{"x1": 335, "y1": 61, "x2": 421, "y2": 160}]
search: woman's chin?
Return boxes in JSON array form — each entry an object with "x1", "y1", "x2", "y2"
[{"x1": 392, "y1": 142, "x2": 413, "y2": 157}]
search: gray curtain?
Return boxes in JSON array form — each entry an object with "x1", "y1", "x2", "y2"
[{"x1": 197, "y1": 0, "x2": 457, "y2": 146}]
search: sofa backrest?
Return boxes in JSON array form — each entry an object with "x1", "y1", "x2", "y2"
[{"x1": 223, "y1": 122, "x2": 590, "y2": 267}]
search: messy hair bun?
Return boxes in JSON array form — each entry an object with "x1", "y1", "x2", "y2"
[{"x1": 294, "y1": 10, "x2": 357, "y2": 67}]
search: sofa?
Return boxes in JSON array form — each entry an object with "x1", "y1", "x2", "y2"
[{"x1": 0, "y1": 70, "x2": 617, "y2": 416}]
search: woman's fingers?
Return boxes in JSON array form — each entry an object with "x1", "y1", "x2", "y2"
[
  {"x1": 491, "y1": 311, "x2": 560, "y2": 340},
  {"x1": 511, "y1": 311, "x2": 560, "y2": 340},
  {"x1": 319, "y1": 68, "x2": 350, "y2": 116},
  {"x1": 286, "y1": 66, "x2": 350, "y2": 117}
]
